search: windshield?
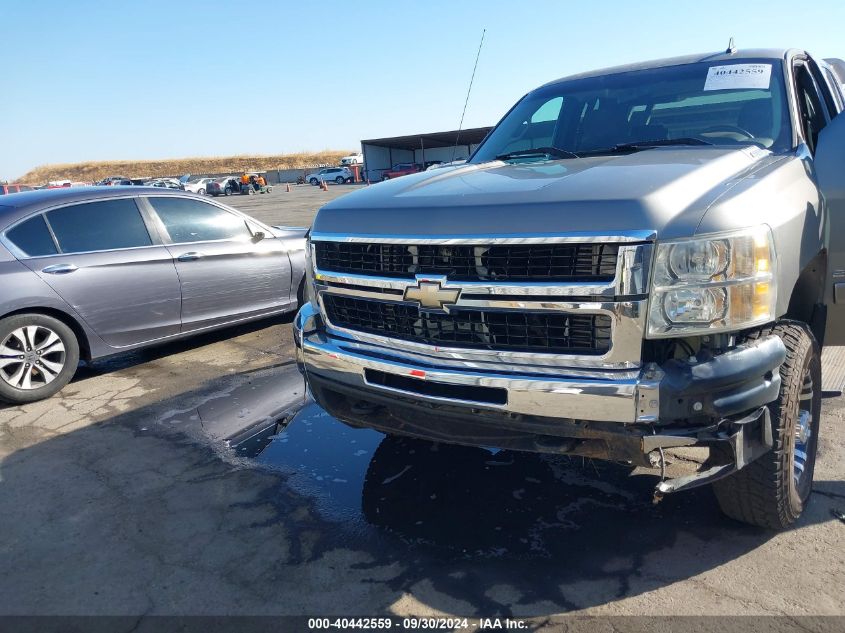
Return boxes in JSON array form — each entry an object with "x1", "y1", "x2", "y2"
[{"x1": 471, "y1": 59, "x2": 791, "y2": 163}]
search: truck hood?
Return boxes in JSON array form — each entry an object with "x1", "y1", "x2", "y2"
[{"x1": 314, "y1": 146, "x2": 779, "y2": 241}]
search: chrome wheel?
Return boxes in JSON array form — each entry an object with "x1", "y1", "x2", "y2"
[
  {"x1": 793, "y1": 369, "x2": 814, "y2": 487},
  {"x1": 0, "y1": 325, "x2": 66, "y2": 390}
]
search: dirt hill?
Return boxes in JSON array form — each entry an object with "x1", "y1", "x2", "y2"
[{"x1": 17, "y1": 150, "x2": 352, "y2": 183}]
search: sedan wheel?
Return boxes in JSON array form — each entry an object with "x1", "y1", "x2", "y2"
[
  {"x1": 310, "y1": 178, "x2": 319, "y2": 186},
  {"x1": 0, "y1": 314, "x2": 80, "y2": 404},
  {"x1": 198, "y1": 188, "x2": 205, "y2": 195}
]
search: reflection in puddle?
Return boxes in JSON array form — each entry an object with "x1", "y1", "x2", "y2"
[
  {"x1": 255, "y1": 402, "x2": 727, "y2": 559},
  {"x1": 257, "y1": 403, "x2": 384, "y2": 525}
]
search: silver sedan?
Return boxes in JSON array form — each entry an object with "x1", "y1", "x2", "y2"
[{"x1": 0, "y1": 187, "x2": 307, "y2": 404}]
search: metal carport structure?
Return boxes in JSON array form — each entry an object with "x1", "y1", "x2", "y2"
[{"x1": 360, "y1": 126, "x2": 492, "y2": 181}]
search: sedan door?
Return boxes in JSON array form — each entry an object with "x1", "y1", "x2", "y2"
[
  {"x1": 9, "y1": 198, "x2": 182, "y2": 347},
  {"x1": 143, "y1": 196, "x2": 293, "y2": 332}
]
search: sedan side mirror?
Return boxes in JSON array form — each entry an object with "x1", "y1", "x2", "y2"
[{"x1": 245, "y1": 220, "x2": 266, "y2": 242}]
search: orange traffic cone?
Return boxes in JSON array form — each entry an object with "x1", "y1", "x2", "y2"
[{"x1": 286, "y1": 183, "x2": 291, "y2": 192}]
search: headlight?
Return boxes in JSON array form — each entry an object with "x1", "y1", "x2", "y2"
[{"x1": 647, "y1": 226, "x2": 776, "y2": 338}]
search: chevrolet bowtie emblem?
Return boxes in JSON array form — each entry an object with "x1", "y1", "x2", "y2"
[{"x1": 403, "y1": 280, "x2": 461, "y2": 311}]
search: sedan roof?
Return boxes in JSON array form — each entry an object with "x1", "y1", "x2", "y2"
[{"x1": 0, "y1": 186, "x2": 191, "y2": 227}]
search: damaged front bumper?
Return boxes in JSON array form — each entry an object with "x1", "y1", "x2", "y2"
[{"x1": 294, "y1": 303, "x2": 786, "y2": 496}]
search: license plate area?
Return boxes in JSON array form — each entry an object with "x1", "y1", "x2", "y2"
[{"x1": 363, "y1": 368, "x2": 507, "y2": 405}]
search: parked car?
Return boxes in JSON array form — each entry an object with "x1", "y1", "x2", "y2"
[
  {"x1": 206, "y1": 176, "x2": 240, "y2": 197},
  {"x1": 1, "y1": 184, "x2": 34, "y2": 195},
  {"x1": 96, "y1": 176, "x2": 129, "y2": 186},
  {"x1": 295, "y1": 47, "x2": 845, "y2": 530},
  {"x1": 306, "y1": 167, "x2": 352, "y2": 185},
  {"x1": 0, "y1": 187, "x2": 307, "y2": 404},
  {"x1": 145, "y1": 178, "x2": 184, "y2": 190},
  {"x1": 340, "y1": 153, "x2": 364, "y2": 165},
  {"x1": 380, "y1": 163, "x2": 421, "y2": 180},
  {"x1": 183, "y1": 177, "x2": 215, "y2": 195},
  {"x1": 426, "y1": 159, "x2": 466, "y2": 171}
]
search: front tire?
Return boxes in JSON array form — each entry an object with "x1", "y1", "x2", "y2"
[
  {"x1": 335, "y1": 176, "x2": 344, "y2": 185},
  {"x1": 712, "y1": 322, "x2": 821, "y2": 529},
  {"x1": 0, "y1": 313, "x2": 80, "y2": 404},
  {"x1": 310, "y1": 178, "x2": 318, "y2": 186},
  {"x1": 197, "y1": 188, "x2": 205, "y2": 195},
  {"x1": 224, "y1": 187, "x2": 232, "y2": 196}
]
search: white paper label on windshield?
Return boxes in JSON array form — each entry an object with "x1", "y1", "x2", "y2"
[{"x1": 703, "y1": 64, "x2": 772, "y2": 91}]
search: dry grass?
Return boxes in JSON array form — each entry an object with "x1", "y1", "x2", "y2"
[{"x1": 17, "y1": 150, "x2": 353, "y2": 183}]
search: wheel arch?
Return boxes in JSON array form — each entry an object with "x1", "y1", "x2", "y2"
[
  {"x1": 1, "y1": 306, "x2": 92, "y2": 361},
  {"x1": 784, "y1": 250, "x2": 827, "y2": 346}
]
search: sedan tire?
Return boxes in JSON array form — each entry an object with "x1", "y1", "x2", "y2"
[
  {"x1": 0, "y1": 313, "x2": 80, "y2": 404},
  {"x1": 310, "y1": 178, "x2": 319, "y2": 186},
  {"x1": 198, "y1": 188, "x2": 205, "y2": 195}
]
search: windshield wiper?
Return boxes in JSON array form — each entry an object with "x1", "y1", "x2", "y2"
[
  {"x1": 495, "y1": 146, "x2": 580, "y2": 161},
  {"x1": 615, "y1": 137, "x2": 713, "y2": 150},
  {"x1": 587, "y1": 137, "x2": 714, "y2": 155}
]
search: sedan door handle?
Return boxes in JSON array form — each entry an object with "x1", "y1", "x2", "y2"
[
  {"x1": 177, "y1": 252, "x2": 204, "y2": 262},
  {"x1": 41, "y1": 264, "x2": 78, "y2": 275}
]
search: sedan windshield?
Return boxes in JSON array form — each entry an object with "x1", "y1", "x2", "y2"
[{"x1": 471, "y1": 59, "x2": 791, "y2": 164}]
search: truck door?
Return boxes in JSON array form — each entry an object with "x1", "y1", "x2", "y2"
[{"x1": 816, "y1": 111, "x2": 845, "y2": 345}]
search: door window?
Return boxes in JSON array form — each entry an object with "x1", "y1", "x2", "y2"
[
  {"x1": 822, "y1": 67, "x2": 844, "y2": 112},
  {"x1": 5, "y1": 214, "x2": 59, "y2": 257},
  {"x1": 794, "y1": 63, "x2": 828, "y2": 152},
  {"x1": 46, "y1": 199, "x2": 152, "y2": 254},
  {"x1": 148, "y1": 197, "x2": 250, "y2": 243}
]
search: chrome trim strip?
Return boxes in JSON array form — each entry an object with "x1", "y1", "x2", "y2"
[
  {"x1": 309, "y1": 230, "x2": 657, "y2": 244},
  {"x1": 299, "y1": 330, "x2": 643, "y2": 423},
  {"x1": 330, "y1": 337, "x2": 644, "y2": 379},
  {"x1": 316, "y1": 272, "x2": 617, "y2": 298}
]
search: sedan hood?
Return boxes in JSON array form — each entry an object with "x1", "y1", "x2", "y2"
[{"x1": 314, "y1": 147, "x2": 777, "y2": 241}]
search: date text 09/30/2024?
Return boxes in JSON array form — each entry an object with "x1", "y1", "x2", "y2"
[{"x1": 307, "y1": 618, "x2": 529, "y2": 630}]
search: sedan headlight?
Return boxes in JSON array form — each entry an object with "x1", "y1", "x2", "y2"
[
  {"x1": 303, "y1": 236, "x2": 318, "y2": 305},
  {"x1": 647, "y1": 226, "x2": 776, "y2": 337}
]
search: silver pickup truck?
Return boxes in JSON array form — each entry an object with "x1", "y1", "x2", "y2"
[{"x1": 294, "y1": 48, "x2": 845, "y2": 529}]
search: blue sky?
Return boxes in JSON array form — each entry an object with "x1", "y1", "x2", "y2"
[{"x1": 2, "y1": 0, "x2": 844, "y2": 180}]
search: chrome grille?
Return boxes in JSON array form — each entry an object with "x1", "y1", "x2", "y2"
[
  {"x1": 323, "y1": 294, "x2": 612, "y2": 354},
  {"x1": 314, "y1": 241, "x2": 618, "y2": 281}
]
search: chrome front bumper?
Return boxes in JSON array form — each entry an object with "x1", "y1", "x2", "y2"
[{"x1": 294, "y1": 303, "x2": 657, "y2": 424}]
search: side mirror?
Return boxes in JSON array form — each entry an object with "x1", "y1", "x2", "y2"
[{"x1": 245, "y1": 220, "x2": 266, "y2": 242}]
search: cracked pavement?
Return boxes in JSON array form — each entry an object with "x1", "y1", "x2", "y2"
[{"x1": 0, "y1": 188, "x2": 843, "y2": 620}]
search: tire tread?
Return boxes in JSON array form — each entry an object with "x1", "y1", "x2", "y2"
[{"x1": 712, "y1": 322, "x2": 817, "y2": 529}]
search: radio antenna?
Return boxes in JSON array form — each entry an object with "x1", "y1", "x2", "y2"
[{"x1": 453, "y1": 28, "x2": 486, "y2": 162}]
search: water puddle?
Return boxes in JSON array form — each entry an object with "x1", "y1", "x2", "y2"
[{"x1": 249, "y1": 401, "x2": 726, "y2": 559}]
